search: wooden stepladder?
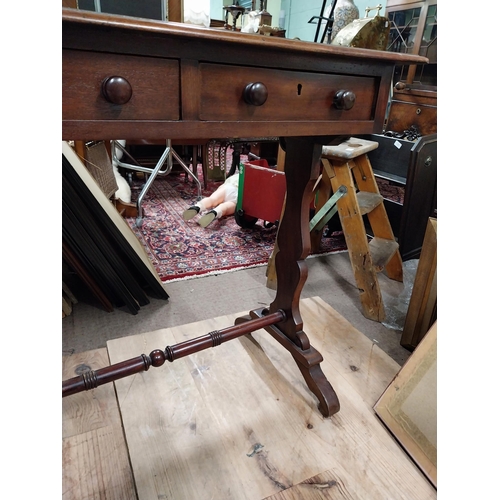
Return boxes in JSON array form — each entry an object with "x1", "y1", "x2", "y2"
[{"x1": 321, "y1": 137, "x2": 403, "y2": 322}]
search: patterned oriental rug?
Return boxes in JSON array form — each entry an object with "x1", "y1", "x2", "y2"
[{"x1": 124, "y1": 166, "x2": 348, "y2": 282}]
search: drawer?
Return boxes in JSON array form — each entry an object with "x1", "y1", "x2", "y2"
[
  {"x1": 199, "y1": 63, "x2": 377, "y2": 122},
  {"x1": 62, "y1": 50, "x2": 180, "y2": 121},
  {"x1": 386, "y1": 100, "x2": 437, "y2": 136}
]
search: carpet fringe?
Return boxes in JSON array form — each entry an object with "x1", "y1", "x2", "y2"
[
  {"x1": 162, "y1": 248, "x2": 348, "y2": 283},
  {"x1": 162, "y1": 262, "x2": 268, "y2": 283}
]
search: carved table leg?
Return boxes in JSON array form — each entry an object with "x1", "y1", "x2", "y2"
[{"x1": 236, "y1": 137, "x2": 340, "y2": 417}]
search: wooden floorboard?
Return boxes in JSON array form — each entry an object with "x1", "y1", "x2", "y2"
[
  {"x1": 97, "y1": 297, "x2": 436, "y2": 500},
  {"x1": 62, "y1": 348, "x2": 137, "y2": 500}
]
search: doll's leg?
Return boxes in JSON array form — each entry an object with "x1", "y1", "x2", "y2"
[
  {"x1": 198, "y1": 201, "x2": 236, "y2": 227},
  {"x1": 215, "y1": 200, "x2": 236, "y2": 217},
  {"x1": 183, "y1": 186, "x2": 228, "y2": 220},
  {"x1": 202, "y1": 187, "x2": 227, "y2": 210}
]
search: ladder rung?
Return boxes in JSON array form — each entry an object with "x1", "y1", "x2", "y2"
[
  {"x1": 369, "y1": 237, "x2": 399, "y2": 271},
  {"x1": 356, "y1": 191, "x2": 383, "y2": 215}
]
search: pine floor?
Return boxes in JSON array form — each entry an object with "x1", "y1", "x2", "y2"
[{"x1": 62, "y1": 257, "x2": 435, "y2": 499}]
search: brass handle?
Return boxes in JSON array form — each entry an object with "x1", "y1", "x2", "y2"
[
  {"x1": 101, "y1": 76, "x2": 133, "y2": 105},
  {"x1": 333, "y1": 89, "x2": 356, "y2": 110},
  {"x1": 364, "y1": 4, "x2": 383, "y2": 17},
  {"x1": 243, "y1": 82, "x2": 268, "y2": 106}
]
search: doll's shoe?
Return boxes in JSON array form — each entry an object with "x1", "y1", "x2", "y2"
[
  {"x1": 198, "y1": 209, "x2": 217, "y2": 228},
  {"x1": 182, "y1": 205, "x2": 200, "y2": 221}
]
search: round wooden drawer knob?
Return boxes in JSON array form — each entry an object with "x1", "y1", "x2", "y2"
[
  {"x1": 243, "y1": 82, "x2": 268, "y2": 106},
  {"x1": 333, "y1": 89, "x2": 356, "y2": 110},
  {"x1": 101, "y1": 76, "x2": 133, "y2": 105}
]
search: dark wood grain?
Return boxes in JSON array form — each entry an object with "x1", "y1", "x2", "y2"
[
  {"x1": 62, "y1": 9, "x2": 425, "y2": 141},
  {"x1": 62, "y1": 50, "x2": 180, "y2": 121},
  {"x1": 63, "y1": 310, "x2": 285, "y2": 397},
  {"x1": 199, "y1": 63, "x2": 376, "y2": 122}
]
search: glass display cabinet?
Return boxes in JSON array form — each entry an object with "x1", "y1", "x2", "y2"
[
  {"x1": 383, "y1": 0, "x2": 437, "y2": 136},
  {"x1": 386, "y1": 0, "x2": 437, "y2": 90}
]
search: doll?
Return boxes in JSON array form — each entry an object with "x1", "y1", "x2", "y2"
[{"x1": 182, "y1": 173, "x2": 239, "y2": 227}]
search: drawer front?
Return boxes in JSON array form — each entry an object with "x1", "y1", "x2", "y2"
[
  {"x1": 62, "y1": 50, "x2": 180, "y2": 121},
  {"x1": 199, "y1": 63, "x2": 377, "y2": 122},
  {"x1": 386, "y1": 100, "x2": 437, "y2": 136}
]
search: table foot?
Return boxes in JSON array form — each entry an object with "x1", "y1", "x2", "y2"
[{"x1": 235, "y1": 308, "x2": 340, "y2": 417}]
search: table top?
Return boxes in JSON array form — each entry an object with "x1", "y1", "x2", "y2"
[{"x1": 62, "y1": 8, "x2": 427, "y2": 142}]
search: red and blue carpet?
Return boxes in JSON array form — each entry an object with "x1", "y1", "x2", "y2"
[{"x1": 125, "y1": 167, "x2": 347, "y2": 282}]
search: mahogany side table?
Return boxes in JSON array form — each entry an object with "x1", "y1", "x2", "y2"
[{"x1": 62, "y1": 8, "x2": 426, "y2": 417}]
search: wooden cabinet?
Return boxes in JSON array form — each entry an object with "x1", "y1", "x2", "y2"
[
  {"x1": 386, "y1": 0, "x2": 437, "y2": 89},
  {"x1": 385, "y1": 88, "x2": 436, "y2": 136},
  {"x1": 386, "y1": 0, "x2": 437, "y2": 90},
  {"x1": 363, "y1": 133, "x2": 437, "y2": 261},
  {"x1": 385, "y1": 0, "x2": 437, "y2": 136},
  {"x1": 359, "y1": 1, "x2": 438, "y2": 261}
]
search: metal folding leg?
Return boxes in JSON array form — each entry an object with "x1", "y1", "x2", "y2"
[{"x1": 112, "y1": 140, "x2": 202, "y2": 227}]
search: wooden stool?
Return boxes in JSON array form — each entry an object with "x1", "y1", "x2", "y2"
[{"x1": 321, "y1": 137, "x2": 403, "y2": 322}]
